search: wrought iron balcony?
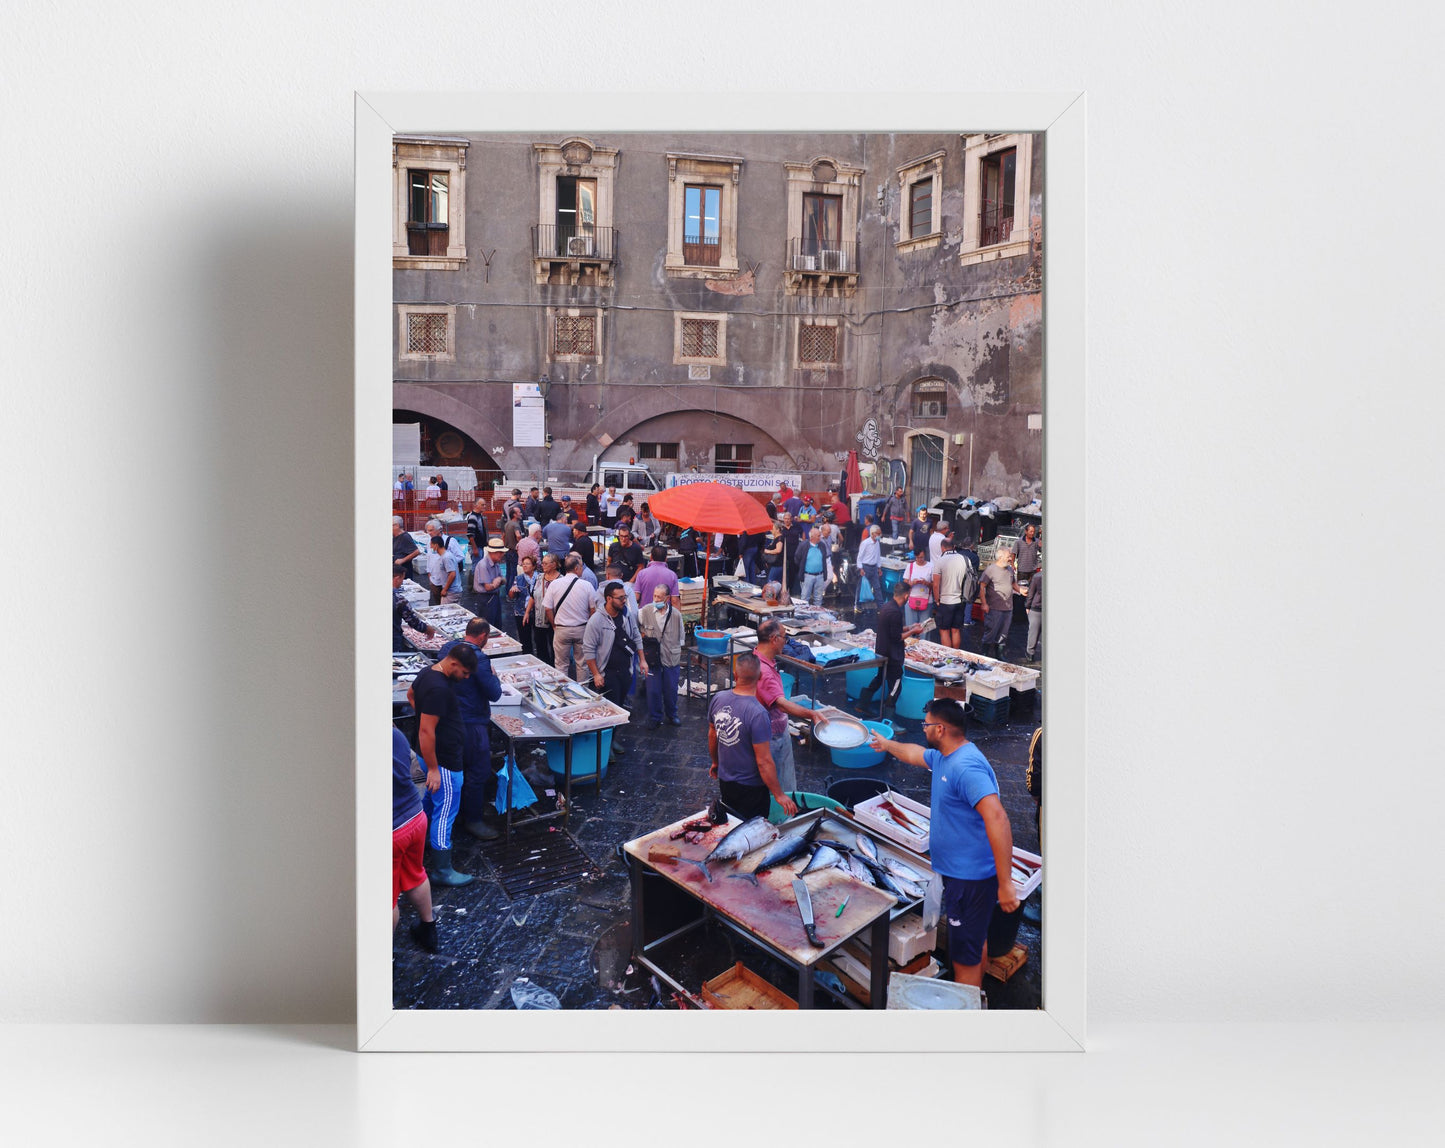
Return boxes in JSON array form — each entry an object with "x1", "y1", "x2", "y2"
[
  {"x1": 979, "y1": 204, "x2": 1016, "y2": 248},
  {"x1": 531, "y1": 224, "x2": 618, "y2": 262},
  {"x1": 785, "y1": 237, "x2": 858, "y2": 275}
]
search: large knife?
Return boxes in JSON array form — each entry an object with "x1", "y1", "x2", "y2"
[{"x1": 792, "y1": 877, "x2": 824, "y2": 948}]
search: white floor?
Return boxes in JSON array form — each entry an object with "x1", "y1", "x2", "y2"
[{"x1": 3, "y1": 1022, "x2": 1440, "y2": 1145}]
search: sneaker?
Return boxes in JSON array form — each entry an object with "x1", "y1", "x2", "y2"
[
  {"x1": 647, "y1": 719, "x2": 662, "y2": 730},
  {"x1": 667, "y1": 716, "x2": 682, "y2": 726}
]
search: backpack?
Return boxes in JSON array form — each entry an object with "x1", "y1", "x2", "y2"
[{"x1": 958, "y1": 551, "x2": 979, "y2": 605}]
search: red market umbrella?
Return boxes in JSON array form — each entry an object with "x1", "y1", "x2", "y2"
[
  {"x1": 647, "y1": 483, "x2": 772, "y2": 621},
  {"x1": 845, "y1": 449, "x2": 863, "y2": 497}
]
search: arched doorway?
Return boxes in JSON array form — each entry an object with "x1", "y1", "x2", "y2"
[
  {"x1": 905, "y1": 430, "x2": 947, "y2": 509},
  {"x1": 394, "y1": 409, "x2": 502, "y2": 488}
]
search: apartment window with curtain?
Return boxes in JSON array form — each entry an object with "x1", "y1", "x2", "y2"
[{"x1": 407, "y1": 170, "x2": 449, "y2": 256}]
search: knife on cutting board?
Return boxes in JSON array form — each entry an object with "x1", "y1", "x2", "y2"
[{"x1": 792, "y1": 877, "x2": 824, "y2": 948}]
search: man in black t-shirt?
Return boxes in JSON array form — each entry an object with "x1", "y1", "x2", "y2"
[
  {"x1": 859, "y1": 582, "x2": 924, "y2": 708},
  {"x1": 607, "y1": 525, "x2": 646, "y2": 582},
  {"x1": 410, "y1": 643, "x2": 477, "y2": 886},
  {"x1": 570, "y1": 521, "x2": 596, "y2": 572},
  {"x1": 535, "y1": 486, "x2": 561, "y2": 525},
  {"x1": 392, "y1": 517, "x2": 421, "y2": 576}
]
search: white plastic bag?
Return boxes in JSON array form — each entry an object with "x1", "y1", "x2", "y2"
[
  {"x1": 921, "y1": 873, "x2": 944, "y2": 932},
  {"x1": 510, "y1": 980, "x2": 561, "y2": 1010}
]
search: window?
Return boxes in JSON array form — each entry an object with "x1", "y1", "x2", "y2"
[
  {"x1": 673, "y1": 311, "x2": 728, "y2": 367},
  {"x1": 392, "y1": 136, "x2": 468, "y2": 270},
  {"x1": 798, "y1": 322, "x2": 839, "y2": 365},
  {"x1": 894, "y1": 150, "x2": 944, "y2": 252},
  {"x1": 408, "y1": 312, "x2": 448, "y2": 354},
  {"x1": 639, "y1": 442, "x2": 680, "y2": 462},
  {"x1": 959, "y1": 133, "x2": 1034, "y2": 266},
  {"x1": 407, "y1": 170, "x2": 449, "y2": 256},
  {"x1": 532, "y1": 138, "x2": 620, "y2": 284},
  {"x1": 715, "y1": 444, "x2": 753, "y2": 474},
  {"x1": 683, "y1": 185, "x2": 721, "y2": 266},
  {"x1": 912, "y1": 379, "x2": 948, "y2": 418},
  {"x1": 681, "y1": 318, "x2": 718, "y2": 359},
  {"x1": 552, "y1": 313, "x2": 597, "y2": 358},
  {"x1": 784, "y1": 157, "x2": 864, "y2": 292},
  {"x1": 909, "y1": 179, "x2": 932, "y2": 239},
  {"x1": 396, "y1": 304, "x2": 455, "y2": 361},
  {"x1": 665, "y1": 152, "x2": 744, "y2": 278},
  {"x1": 980, "y1": 149, "x2": 1016, "y2": 247}
]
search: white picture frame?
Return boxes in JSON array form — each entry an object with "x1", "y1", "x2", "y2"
[{"x1": 357, "y1": 90, "x2": 1085, "y2": 1052}]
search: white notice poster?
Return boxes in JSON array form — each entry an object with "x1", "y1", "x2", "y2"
[{"x1": 511, "y1": 383, "x2": 545, "y2": 447}]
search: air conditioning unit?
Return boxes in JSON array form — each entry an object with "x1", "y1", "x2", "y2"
[
  {"x1": 793, "y1": 253, "x2": 817, "y2": 271},
  {"x1": 918, "y1": 400, "x2": 945, "y2": 417},
  {"x1": 567, "y1": 235, "x2": 595, "y2": 257},
  {"x1": 820, "y1": 249, "x2": 846, "y2": 272}
]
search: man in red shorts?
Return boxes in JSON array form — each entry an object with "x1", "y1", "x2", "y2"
[{"x1": 392, "y1": 727, "x2": 437, "y2": 952}]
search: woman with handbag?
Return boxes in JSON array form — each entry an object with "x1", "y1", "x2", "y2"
[
  {"x1": 526, "y1": 554, "x2": 561, "y2": 665},
  {"x1": 510, "y1": 553, "x2": 539, "y2": 656},
  {"x1": 903, "y1": 545, "x2": 935, "y2": 628}
]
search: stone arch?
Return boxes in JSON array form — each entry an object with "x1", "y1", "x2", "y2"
[
  {"x1": 392, "y1": 384, "x2": 511, "y2": 462},
  {"x1": 587, "y1": 388, "x2": 801, "y2": 465},
  {"x1": 600, "y1": 406, "x2": 798, "y2": 474}
]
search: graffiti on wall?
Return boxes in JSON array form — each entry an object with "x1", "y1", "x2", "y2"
[{"x1": 855, "y1": 418, "x2": 881, "y2": 460}]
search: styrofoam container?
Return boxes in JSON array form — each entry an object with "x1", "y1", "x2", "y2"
[
  {"x1": 965, "y1": 672, "x2": 1014, "y2": 701},
  {"x1": 852, "y1": 911, "x2": 938, "y2": 966},
  {"x1": 853, "y1": 790, "x2": 931, "y2": 854},
  {"x1": 491, "y1": 684, "x2": 527, "y2": 707},
  {"x1": 1010, "y1": 846, "x2": 1043, "y2": 900}
]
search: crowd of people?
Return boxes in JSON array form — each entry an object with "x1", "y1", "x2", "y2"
[{"x1": 391, "y1": 475, "x2": 1041, "y2": 961}]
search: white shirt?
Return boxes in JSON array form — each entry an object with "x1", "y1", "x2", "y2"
[
  {"x1": 857, "y1": 536, "x2": 882, "y2": 566},
  {"x1": 425, "y1": 483, "x2": 441, "y2": 498},
  {"x1": 929, "y1": 532, "x2": 946, "y2": 563}
]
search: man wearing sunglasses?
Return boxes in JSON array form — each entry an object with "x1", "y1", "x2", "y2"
[{"x1": 869, "y1": 698, "x2": 1019, "y2": 989}]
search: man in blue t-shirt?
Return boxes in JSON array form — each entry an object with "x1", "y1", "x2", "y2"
[
  {"x1": 869, "y1": 698, "x2": 1019, "y2": 987},
  {"x1": 706, "y1": 654, "x2": 799, "y2": 822}
]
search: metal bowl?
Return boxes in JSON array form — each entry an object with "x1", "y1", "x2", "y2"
[{"x1": 813, "y1": 713, "x2": 870, "y2": 749}]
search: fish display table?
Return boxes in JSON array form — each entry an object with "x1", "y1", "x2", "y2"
[
  {"x1": 624, "y1": 809, "x2": 896, "y2": 1009},
  {"x1": 777, "y1": 646, "x2": 888, "y2": 721},
  {"x1": 712, "y1": 594, "x2": 794, "y2": 626}
]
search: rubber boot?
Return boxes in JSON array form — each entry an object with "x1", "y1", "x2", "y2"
[
  {"x1": 410, "y1": 918, "x2": 439, "y2": 953},
  {"x1": 462, "y1": 819, "x2": 499, "y2": 842},
  {"x1": 427, "y1": 847, "x2": 474, "y2": 887}
]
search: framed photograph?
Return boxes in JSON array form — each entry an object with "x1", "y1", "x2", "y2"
[{"x1": 357, "y1": 91, "x2": 1084, "y2": 1051}]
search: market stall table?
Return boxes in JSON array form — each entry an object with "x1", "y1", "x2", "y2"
[
  {"x1": 778, "y1": 643, "x2": 887, "y2": 721},
  {"x1": 681, "y1": 634, "x2": 739, "y2": 703},
  {"x1": 623, "y1": 808, "x2": 897, "y2": 1009},
  {"x1": 711, "y1": 594, "x2": 795, "y2": 627}
]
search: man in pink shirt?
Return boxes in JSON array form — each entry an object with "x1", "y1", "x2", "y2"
[
  {"x1": 632, "y1": 545, "x2": 680, "y2": 608},
  {"x1": 753, "y1": 618, "x2": 818, "y2": 793}
]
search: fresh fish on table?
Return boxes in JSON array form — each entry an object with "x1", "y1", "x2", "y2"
[
  {"x1": 854, "y1": 855, "x2": 909, "y2": 901},
  {"x1": 701, "y1": 817, "x2": 779, "y2": 878},
  {"x1": 800, "y1": 843, "x2": 847, "y2": 876},
  {"x1": 882, "y1": 855, "x2": 930, "y2": 886},
  {"x1": 752, "y1": 820, "x2": 821, "y2": 871},
  {"x1": 854, "y1": 834, "x2": 879, "y2": 863}
]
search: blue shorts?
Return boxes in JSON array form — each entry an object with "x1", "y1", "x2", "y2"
[{"x1": 941, "y1": 874, "x2": 997, "y2": 966}]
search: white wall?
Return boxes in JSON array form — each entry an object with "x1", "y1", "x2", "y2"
[{"x1": 2, "y1": 0, "x2": 1441, "y2": 1022}]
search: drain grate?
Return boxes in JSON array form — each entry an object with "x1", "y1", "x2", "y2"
[{"x1": 481, "y1": 828, "x2": 598, "y2": 897}]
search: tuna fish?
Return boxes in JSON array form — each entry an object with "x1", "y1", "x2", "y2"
[
  {"x1": 854, "y1": 834, "x2": 880, "y2": 863},
  {"x1": 752, "y1": 819, "x2": 822, "y2": 871},
  {"x1": 700, "y1": 816, "x2": 779, "y2": 879},
  {"x1": 882, "y1": 855, "x2": 930, "y2": 886},
  {"x1": 800, "y1": 843, "x2": 847, "y2": 876}
]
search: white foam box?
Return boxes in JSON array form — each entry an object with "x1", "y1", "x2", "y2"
[
  {"x1": 964, "y1": 672, "x2": 1014, "y2": 702},
  {"x1": 492, "y1": 683, "x2": 528, "y2": 707},
  {"x1": 850, "y1": 911, "x2": 938, "y2": 967},
  {"x1": 1011, "y1": 847, "x2": 1043, "y2": 899},
  {"x1": 853, "y1": 790, "x2": 931, "y2": 854}
]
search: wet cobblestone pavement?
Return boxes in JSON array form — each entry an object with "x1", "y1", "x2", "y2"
[{"x1": 393, "y1": 606, "x2": 1043, "y2": 1011}]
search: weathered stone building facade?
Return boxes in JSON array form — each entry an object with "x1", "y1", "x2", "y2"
[{"x1": 393, "y1": 129, "x2": 1043, "y2": 504}]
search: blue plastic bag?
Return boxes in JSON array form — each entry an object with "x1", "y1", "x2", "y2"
[
  {"x1": 493, "y1": 750, "x2": 538, "y2": 814},
  {"x1": 857, "y1": 575, "x2": 875, "y2": 604}
]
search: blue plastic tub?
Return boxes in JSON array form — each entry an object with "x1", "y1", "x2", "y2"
[
  {"x1": 829, "y1": 718, "x2": 894, "y2": 769},
  {"x1": 895, "y1": 670, "x2": 935, "y2": 720},
  {"x1": 695, "y1": 629, "x2": 729, "y2": 656},
  {"x1": 880, "y1": 566, "x2": 903, "y2": 593},
  {"x1": 544, "y1": 727, "x2": 613, "y2": 783},
  {"x1": 845, "y1": 665, "x2": 877, "y2": 699}
]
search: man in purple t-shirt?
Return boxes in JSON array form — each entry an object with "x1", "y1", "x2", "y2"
[
  {"x1": 632, "y1": 545, "x2": 680, "y2": 608},
  {"x1": 707, "y1": 654, "x2": 798, "y2": 822}
]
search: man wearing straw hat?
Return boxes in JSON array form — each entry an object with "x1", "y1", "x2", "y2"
[{"x1": 472, "y1": 536, "x2": 508, "y2": 628}]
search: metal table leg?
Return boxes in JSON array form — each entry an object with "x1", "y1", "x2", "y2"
[
  {"x1": 797, "y1": 964, "x2": 814, "y2": 1010},
  {"x1": 562, "y1": 737, "x2": 573, "y2": 828},
  {"x1": 869, "y1": 913, "x2": 889, "y2": 1009}
]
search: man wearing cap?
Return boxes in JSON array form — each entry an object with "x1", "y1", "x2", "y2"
[
  {"x1": 471, "y1": 537, "x2": 508, "y2": 628},
  {"x1": 569, "y1": 520, "x2": 596, "y2": 573}
]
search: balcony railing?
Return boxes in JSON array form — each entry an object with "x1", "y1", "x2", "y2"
[
  {"x1": 786, "y1": 237, "x2": 857, "y2": 275},
  {"x1": 682, "y1": 234, "x2": 721, "y2": 266},
  {"x1": 979, "y1": 204, "x2": 1016, "y2": 248},
  {"x1": 531, "y1": 224, "x2": 618, "y2": 262}
]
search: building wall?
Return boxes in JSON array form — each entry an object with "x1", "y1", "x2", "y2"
[{"x1": 393, "y1": 130, "x2": 1043, "y2": 501}]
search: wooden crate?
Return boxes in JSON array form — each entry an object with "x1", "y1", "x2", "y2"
[{"x1": 701, "y1": 962, "x2": 798, "y2": 1010}]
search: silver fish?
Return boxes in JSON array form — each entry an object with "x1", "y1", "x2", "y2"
[
  {"x1": 854, "y1": 834, "x2": 880, "y2": 863},
  {"x1": 752, "y1": 820, "x2": 821, "y2": 871},
  {"x1": 703, "y1": 817, "x2": 779, "y2": 870},
  {"x1": 842, "y1": 852, "x2": 876, "y2": 886},
  {"x1": 800, "y1": 843, "x2": 846, "y2": 875},
  {"x1": 882, "y1": 855, "x2": 930, "y2": 885}
]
